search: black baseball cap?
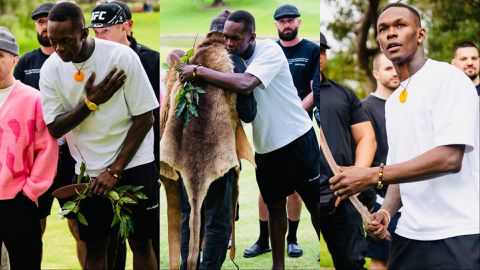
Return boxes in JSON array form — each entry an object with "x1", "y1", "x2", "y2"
[
  {"x1": 110, "y1": 0, "x2": 132, "y2": 20},
  {"x1": 320, "y1": 33, "x2": 330, "y2": 49},
  {"x1": 88, "y1": 2, "x2": 126, "y2": 28},
  {"x1": 31, "y1": 2, "x2": 55, "y2": 20},
  {"x1": 274, "y1": 4, "x2": 300, "y2": 20}
]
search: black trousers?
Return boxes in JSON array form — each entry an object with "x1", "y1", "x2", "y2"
[
  {"x1": 389, "y1": 233, "x2": 480, "y2": 270},
  {"x1": 180, "y1": 170, "x2": 234, "y2": 270},
  {"x1": 0, "y1": 193, "x2": 42, "y2": 269},
  {"x1": 320, "y1": 199, "x2": 367, "y2": 270}
]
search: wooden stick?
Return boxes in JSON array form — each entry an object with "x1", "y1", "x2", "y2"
[{"x1": 317, "y1": 124, "x2": 391, "y2": 241}]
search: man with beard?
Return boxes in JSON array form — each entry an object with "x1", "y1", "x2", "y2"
[
  {"x1": 13, "y1": 2, "x2": 80, "y2": 265},
  {"x1": 180, "y1": 10, "x2": 321, "y2": 269},
  {"x1": 40, "y1": 2, "x2": 159, "y2": 269},
  {"x1": 451, "y1": 41, "x2": 480, "y2": 97},
  {"x1": 362, "y1": 53, "x2": 401, "y2": 270},
  {"x1": 243, "y1": 4, "x2": 319, "y2": 259},
  {"x1": 330, "y1": 3, "x2": 479, "y2": 269}
]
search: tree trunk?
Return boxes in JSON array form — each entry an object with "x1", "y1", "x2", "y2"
[{"x1": 355, "y1": 0, "x2": 380, "y2": 91}]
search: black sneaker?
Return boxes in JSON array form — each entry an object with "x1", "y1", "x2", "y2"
[{"x1": 243, "y1": 243, "x2": 271, "y2": 258}]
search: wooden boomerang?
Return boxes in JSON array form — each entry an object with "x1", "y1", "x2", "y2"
[{"x1": 317, "y1": 124, "x2": 391, "y2": 241}]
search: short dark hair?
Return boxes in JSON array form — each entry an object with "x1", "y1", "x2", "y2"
[
  {"x1": 226, "y1": 10, "x2": 255, "y2": 34},
  {"x1": 210, "y1": 10, "x2": 231, "y2": 33},
  {"x1": 453, "y1": 41, "x2": 478, "y2": 55},
  {"x1": 48, "y1": 2, "x2": 85, "y2": 32},
  {"x1": 380, "y1": 3, "x2": 421, "y2": 27}
]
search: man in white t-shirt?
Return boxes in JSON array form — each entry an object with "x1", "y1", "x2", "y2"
[
  {"x1": 329, "y1": 3, "x2": 479, "y2": 269},
  {"x1": 179, "y1": 10, "x2": 320, "y2": 269},
  {"x1": 39, "y1": 2, "x2": 159, "y2": 269}
]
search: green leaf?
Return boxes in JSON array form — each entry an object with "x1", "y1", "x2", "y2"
[
  {"x1": 185, "y1": 92, "x2": 191, "y2": 103},
  {"x1": 108, "y1": 191, "x2": 120, "y2": 201},
  {"x1": 119, "y1": 196, "x2": 137, "y2": 205},
  {"x1": 189, "y1": 105, "x2": 199, "y2": 117},
  {"x1": 185, "y1": 48, "x2": 195, "y2": 59},
  {"x1": 175, "y1": 89, "x2": 185, "y2": 103},
  {"x1": 130, "y1": 186, "x2": 144, "y2": 192},
  {"x1": 175, "y1": 101, "x2": 187, "y2": 119},
  {"x1": 195, "y1": 87, "x2": 206, "y2": 94},
  {"x1": 77, "y1": 212, "x2": 88, "y2": 226},
  {"x1": 180, "y1": 55, "x2": 189, "y2": 64},
  {"x1": 161, "y1": 62, "x2": 170, "y2": 70},
  {"x1": 193, "y1": 92, "x2": 199, "y2": 105},
  {"x1": 77, "y1": 162, "x2": 86, "y2": 184},
  {"x1": 184, "y1": 110, "x2": 191, "y2": 125},
  {"x1": 62, "y1": 201, "x2": 76, "y2": 210},
  {"x1": 133, "y1": 192, "x2": 148, "y2": 200},
  {"x1": 111, "y1": 213, "x2": 120, "y2": 227}
]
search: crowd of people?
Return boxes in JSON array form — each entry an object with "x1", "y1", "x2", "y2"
[{"x1": 0, "y1": 1, "x2": 478, "y2": 270}]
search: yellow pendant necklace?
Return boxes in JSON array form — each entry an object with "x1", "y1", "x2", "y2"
[
  {"x1": 73, "y1": 61, "x2": 86, "y2": 82},
  {"x1": 398, "y1": 59, "x2": 428, "y2": 103}
]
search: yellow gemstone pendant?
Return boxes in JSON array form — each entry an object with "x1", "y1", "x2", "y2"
[
  {"x1": 74, "y1": 71, "x2": 84, "y2": 82},
  {"x1": 399, "y1": 88, "x2": 408, "y2": 103}
]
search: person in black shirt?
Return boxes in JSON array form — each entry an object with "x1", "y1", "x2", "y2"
[
  {"x1": 362, "y1": 52, "x2": 401, "y2": 270},
  {"x1": 12, "y1": 2, "x2": 81, "y2": 266},
  {"x1": 451, "y1": 41, "x2": 480, "y2": 98},
  {"x1": 318, "y1": 33, "x2": 376, "y2": 270},
  {"x1": 243, "y1": 4, "x2": 319, "y2": 259}
]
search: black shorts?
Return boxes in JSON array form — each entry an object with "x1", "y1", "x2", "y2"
[
  {"x1": 255, "y1": 128, "x2": 321, "y2": 206},
  {"x1": 77, "y1": 162, "x2": 159, "y2": 243},
  {"x1": 37, "y1": 143, "x2": 76, "y2": 219},
  {"x1": 389, "y1": 233, "x2": 480, "y2": 269}
]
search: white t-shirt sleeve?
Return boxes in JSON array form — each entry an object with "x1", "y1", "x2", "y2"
[
  {"x1": 39, "y1": 62, "x2": 65, "y2": 125},
  {"x1": 432, "y1": 68, "x2": 479, "y2": 152},
  {"x1": 245, "y1": 41, "x2": 285, "y2": 89},
  {"x1": 123, "y1": 52, "x2": 159, "y2": 116}
]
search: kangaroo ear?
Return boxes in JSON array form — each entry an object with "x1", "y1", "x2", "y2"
[{"x1": 167, "y1": 50, "x2": 185, "y2": 66}]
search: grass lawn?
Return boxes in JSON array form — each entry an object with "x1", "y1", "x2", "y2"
[{"x1": 160, "y1": 0, "x2": 320, "y2": 39}]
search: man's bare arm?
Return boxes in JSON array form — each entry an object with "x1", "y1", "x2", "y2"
[
  {"x1": 180, "y1": 64, "x2": 261, "y2": 94},
  {"x1": 92, "y1": 111, "x2": 155, "y2": 196}
]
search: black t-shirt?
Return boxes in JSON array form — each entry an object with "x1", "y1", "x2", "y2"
[
  {"x1": 362, "y1": 94, "x2": 388, "y2": 167},
  {"x1": 319, "y1": 75, "x2": 370, "y2": 188},
  {"x1": 362, "y1": 94, "x2": 389, "y2": 197},
  {"x1": 128, "y1": 36, "x2": 160, "y2": 165},
  {"x1": 277, "y1": 39, "x2": 320, "y2": 101},
  {"x1": 230, "y1": 54, "x2": 257, "y2": 123},
  {"x1": 476, "y1": 83, "x2": 480, "y2": 96},
  {"x1": 14, "y1": 48, "x2": 49, "y2": 90}
]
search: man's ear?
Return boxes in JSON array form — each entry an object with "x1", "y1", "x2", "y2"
[
  {"x1": 372, "y1": 69, "x2": 380, "y2": 80},
  {"x1": 417, "y1": 27, "x2": 426, "y2": 44},
  {"x1": 81, "y1": 27, "x2": 89, "y2": 40},
  {"x1": 250, "y1": 32, "x2": 256, "y2": 43}
]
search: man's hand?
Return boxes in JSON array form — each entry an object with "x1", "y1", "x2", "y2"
[
  {"x1": 366, "y1": 210, "x2": 390, "y2": 240},
  {"x1": 329, "y1": 166, "x2": 377, "y2": 200},
  {"x1": 179, "y1": 64, "x2": 197, "y2": 83},
  {"x1": 90, "y1": 170, "x2": 118, "y2": 197},
  {"x1": 85, "y1": 68, "x2": 127, "y2": 105}
]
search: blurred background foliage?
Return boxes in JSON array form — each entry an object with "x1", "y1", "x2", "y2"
[{"x1": 322, "y1": 0, "x2": 480, "y2": 98}]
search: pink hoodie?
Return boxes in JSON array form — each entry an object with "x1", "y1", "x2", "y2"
[{"x1": 0, "y1": 81, "x2": 58, "y2": 204}]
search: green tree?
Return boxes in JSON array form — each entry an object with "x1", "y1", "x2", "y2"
[{"x1": 325, "y1": 0, "x2": 480, "y2": 96}]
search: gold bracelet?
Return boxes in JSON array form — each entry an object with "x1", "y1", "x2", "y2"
[
  {"x1": 377, "y1": 209, "x2": 391, "y2": 224},
  {"x1": 84, "y1": 98, "x2": 99, "y2": 111},
  {"x1": 377, "y1": 163, "x2": 385, "y2": 189},
  {"x1": 107, "y1": 167, "x2": 122, "y2": 180},
  {"x1": 192, "y1": 64, "x2": 201, "y2": 78}
]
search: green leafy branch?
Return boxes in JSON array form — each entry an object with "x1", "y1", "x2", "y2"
[
  {"x1": 60, "y1": 158, "x2": 147, "y2": 241},
  {"x1": 164, "y1": 35, "x2": 207, "y2": 127}
]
